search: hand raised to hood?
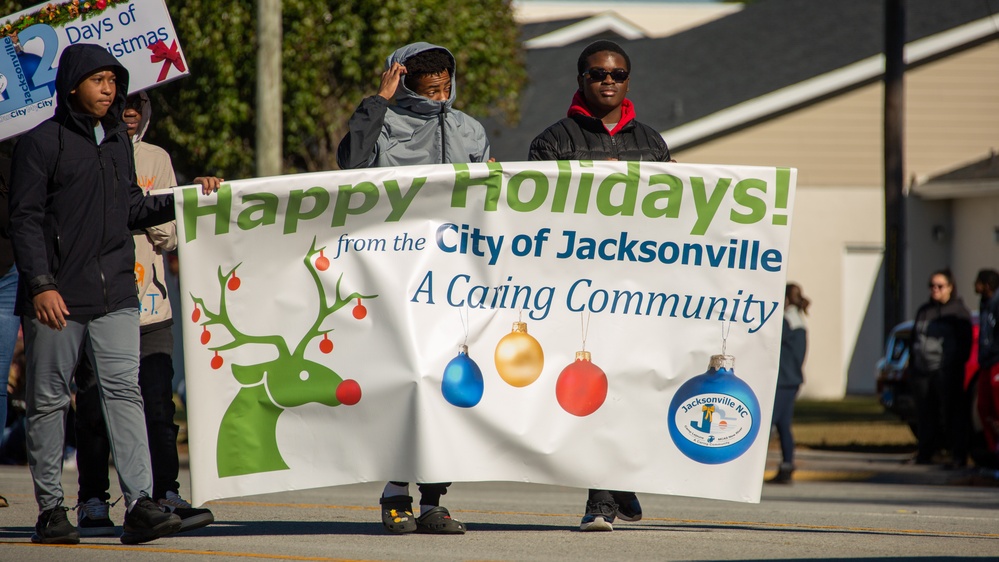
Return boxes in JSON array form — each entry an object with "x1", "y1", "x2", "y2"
[{"x1": 377, "y1": 62, "x2": 407, "y2": 101}]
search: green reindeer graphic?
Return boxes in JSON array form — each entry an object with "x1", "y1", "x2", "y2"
[{"x1": 190, "y1": 238, "x2": 376, "y2": 477}]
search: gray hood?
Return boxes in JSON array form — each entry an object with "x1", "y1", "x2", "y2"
[
  {"x1": 131, "y1": 90, "x2": 152, "y2": 144},
  {"x1": 385, "y1": 42, "x2": 456, "y2": 115}
]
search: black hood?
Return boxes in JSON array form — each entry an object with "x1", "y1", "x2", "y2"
[{"x1": 54, "y1": 43, "x2": 129, "y2": 132}]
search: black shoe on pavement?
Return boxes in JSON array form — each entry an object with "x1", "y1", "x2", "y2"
[
  {"x1": 415, "y1": 506, "x2": 466, "y2": 534},
  {"x1": 612, "y1": 491, "x2": 642, "y2": 522},
  {"x1": 579, "y1": 499, "x2": 616, "y2": 532},
  {"x1": 32, "y1": 506, "x2": 80, "y2": 544},
  {"x1": 77, "y1": 497, "x2": 116, "y2": 537},
  {"x1": 380, "y1": 495, "x2": 417, "y2": 534},
  {"x1": 159, "y1": 491, "x2": 215, "y2": 533},
  {"x1": 767, "y1": 465, "x2": 794, "y2": 484},
  {"x1": 121, "y1": 497, "x2": 182, "y2": 545}
]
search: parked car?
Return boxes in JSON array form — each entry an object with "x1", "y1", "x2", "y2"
[
  {"x1": 875, "y1": 313, "x2": 999, "y2": 467},
  {"x1": 875, "y1": 320, "x2": 917, "y2": 434}
]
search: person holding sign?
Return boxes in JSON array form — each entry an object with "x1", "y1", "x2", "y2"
[
  {"x1": 527, "y1": 40, "x2": 673, "y2": 532},
  {"x1": 336, "y1": 42, "x2": 490, "y2": 169},
  {"x1": 337, "y1": 42, "x2": 489, "y2": 535},
  {"x1": 72, "y1": 91, "x2": 214, "y2": 537},
  {"x1": 8, "y1": 43, "x2": 221, "y2": 545}
]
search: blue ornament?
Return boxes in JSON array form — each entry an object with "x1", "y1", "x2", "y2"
[
  {"x1": 442, "y1": 345, "x2": 484, "y2": 408},
  {"x1": 668, "y1": 355, "x2": 761, "y2": 464}
]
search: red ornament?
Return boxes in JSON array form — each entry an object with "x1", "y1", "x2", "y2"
[
  {"x1": 319, "y1": 334, "x2": 334, "y2": 354},
  {"x1": 200, "y1": 326, "x2": 211, "y2": 345},
  {"x1": 336, "y1": 379, "x2": 362, "y2": 405},
  {"x1": 555, "y1": 351, "x2": 608, "y2": 417},
  {"x1": 316, "y1": 250, "x2": 330, "y2": 271},
  {"x1": 210, "y1": 351, "x2": 224, "y2": 370},
  {"x1": 191, "y1": 306, "x2": 201, "y2": 322},
  {"x1": 227, "y1": 273, "x2": 241, "y2": 291},
  {"x1": 352, "y1": 297, "x2": 367, "y2": 320}
]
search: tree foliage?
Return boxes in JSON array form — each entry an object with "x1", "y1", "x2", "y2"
[{"x1": 147, "y1": 0, "x2": 525, "y2": 180}]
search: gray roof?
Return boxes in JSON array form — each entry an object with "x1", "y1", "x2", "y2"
[
  {"x1": 482, "y1": 0, "x2": 999, "y2": 160},
  {"x1": 928, "y1": 152, "x2": 999, "y2": 183}
]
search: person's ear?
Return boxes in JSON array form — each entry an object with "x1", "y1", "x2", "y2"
[{"x1": 576, "y1": 74, "x2": 584, "y2": 91}]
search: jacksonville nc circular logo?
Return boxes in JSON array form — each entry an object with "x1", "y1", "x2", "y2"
[{"x1": 668, "y1": 389, "x2": 759, "y2": 464}]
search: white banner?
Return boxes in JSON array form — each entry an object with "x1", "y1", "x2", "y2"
[
  {"x1": 176, "y1": 161, "x2": 798, "y2": 506},
  {"x1": 0, "y1": 0, "x2": 187, "y2": 141}
]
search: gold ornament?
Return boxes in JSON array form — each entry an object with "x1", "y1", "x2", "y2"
[{"x1": 494, "y1": 321, "x2": 544, "y2": 387}]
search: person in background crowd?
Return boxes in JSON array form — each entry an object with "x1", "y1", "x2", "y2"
[
  {"x1": 337, "y1": 41, "x2": 490, "y2": 535},
  {"x1": 528, "y1": 39, "x2": 672, "y2": 532},
  {"x1": 974, "y1": 269, "x2": 999, "y2": 461},
  {"x1": 73, "y1": 92, "x2": 214, "y2": 538},
  {"x1": 768, "y1": 283, "x2": 809, "y2": 484},
  {"x1": 0, "y1": 156, "x2": 20, "y2": 508},
  {"x1": 909, "y1": 269, "x2": 973, "y2": 467},
  {"x1": 7, "y1": 43, "x2": 221, "y2": 545}
]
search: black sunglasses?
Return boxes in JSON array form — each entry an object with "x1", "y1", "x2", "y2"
[{"x1": 581, "y1": 68, "x2": 630, "y2": 83}]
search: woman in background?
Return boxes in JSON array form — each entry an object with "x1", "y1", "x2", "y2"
[{"x1": 769, "y1": 283, "x2": 809, "y2": 483}]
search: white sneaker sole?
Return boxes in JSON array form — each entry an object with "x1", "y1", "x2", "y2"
[{"x1": 579, "y1": 518, "x2": 613, "y2": 532}]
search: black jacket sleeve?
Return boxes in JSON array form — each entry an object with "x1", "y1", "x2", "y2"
[
  {"x1": 8, "y1": 135, "x2": 57, "y2": 295},
  {"x1": 336, "y1": 95, "x2": 390, "y2": 169}
]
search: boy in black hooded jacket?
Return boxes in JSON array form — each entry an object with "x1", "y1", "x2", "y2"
[{"x1": 8, "y1": 43, "x2": 219, "y2": 545}]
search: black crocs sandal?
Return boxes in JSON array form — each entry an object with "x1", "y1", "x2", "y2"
[
  {"x1": 379, "y1": 495, "x2": 416, "y2": 534},
  {"x1": 416, "y1": 506, "x2": 466, "y2": 534}
]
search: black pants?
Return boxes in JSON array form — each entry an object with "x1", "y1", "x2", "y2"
[
  {"x1": 913, "y1": 368, "x2": 970, "y2": 463},
  {"x1": 771, "y1": 385, "x2": 799, "y2": 466},
  {"x1": 389, "y1": 482, "x2": 450, "y2": 506},
  {"x1": 75, "y1": 351, "x2": 180, "y2": 501}
]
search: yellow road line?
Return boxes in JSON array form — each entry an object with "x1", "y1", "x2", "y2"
[{"x1": 0, "y1": 542, "x2": 376, "y2": 561}]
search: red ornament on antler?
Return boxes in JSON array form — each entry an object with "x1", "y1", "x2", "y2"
[
  {"x1": 316, "y1": 250, "x2": 330, "y2": 271},
  {"x1": 352, "y1": 297, "x2": 367, "y2": 320},
  {"x1": 210, "y1": 351, "x2": 224, "y2": 370}
]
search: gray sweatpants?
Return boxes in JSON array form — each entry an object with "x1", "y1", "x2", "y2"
[{"x1": 24, "y1": 308, "x2": 152, "y2": 511}]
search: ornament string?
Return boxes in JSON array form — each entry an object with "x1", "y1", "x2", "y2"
[
  {"x1": 580, "y1": 311, "x2": 591, "y2": 352},
  {"x1": 720, "y1": 319, "x2": 732, "y2": 356},
  {"x1": 457, "y1": 305, "x2": 470, "y2": 346}
]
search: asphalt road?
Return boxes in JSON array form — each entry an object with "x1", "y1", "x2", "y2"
[{"x1": 1, "y1": 450, "x2": 998, "y2": 561}]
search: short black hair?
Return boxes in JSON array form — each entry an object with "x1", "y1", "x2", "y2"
[
  {"x1": 976, "y1": 268, "x2": 999, "y2": 291},
  {"x1": 403, "y1": 48, "x2": 453, "y2": 90},
  {"x1": 577, "y1": 40, "x2": 631, "y2": 75}
]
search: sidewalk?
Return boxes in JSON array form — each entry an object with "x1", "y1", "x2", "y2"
[{"x1": 765, "y1": 448, "x2": 999, "y2": 487}]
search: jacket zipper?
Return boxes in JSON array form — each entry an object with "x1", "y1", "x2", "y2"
[
  {"x1": 438, "y1": 110, "x2": 447, "y2": 164},
  {"x1": 97, "y1": 139, "x2": 109, "y2": 312}
]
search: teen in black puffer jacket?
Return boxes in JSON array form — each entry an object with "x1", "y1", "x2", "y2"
[{"x1": 527, "y1": 92, "x2": 671, "y2": 162}]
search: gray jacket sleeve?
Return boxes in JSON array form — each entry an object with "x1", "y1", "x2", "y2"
[{"x1": 336, "y1": 95, "x2": 390, "y2": 169}]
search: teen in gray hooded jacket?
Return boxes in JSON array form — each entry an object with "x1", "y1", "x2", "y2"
[
  {"x1": 336, "y1": 42, "x2": 490, "y2": 169},
  {"x1": 336, "y1": 42, "x2": 481, "y2": 536}
]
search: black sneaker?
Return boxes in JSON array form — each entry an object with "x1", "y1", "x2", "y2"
[
  {"x1": 612, "y1": 491, "x2": 643, "y2": 522},
  {"x1": 32, "y1": 506, "x2": 80, "y2": 544},
  {"x1": 579, "y1": 499, "x2": 616, "y2": 532},
  {"x1": 159, "y1": 491, "x2": 215, "y2": 533},
  {"x1": 121, "y1": 497, "x2": 182, "y2": 545},
  {"x1": 77, "y1": 497, "x2": 116, "y2": 537}
]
